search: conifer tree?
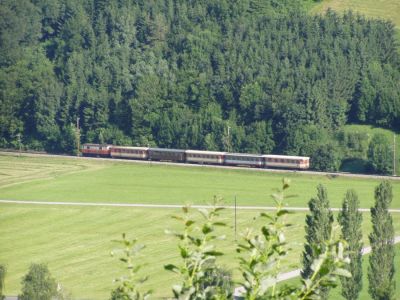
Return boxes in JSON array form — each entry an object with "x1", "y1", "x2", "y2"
[
  {"x1": 368, "y1": 181, "x2": 396, "y2": 299},
  {"x1": 338, "y1": 190, "x2": 363, "y2": 300},
  {"x1": 301, "y1": 184, "x2": 334, "y2": 299}
]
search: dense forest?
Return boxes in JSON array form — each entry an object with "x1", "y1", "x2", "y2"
[{"x1": 1, "y1": 0, "x2": 399, "y2": 171}]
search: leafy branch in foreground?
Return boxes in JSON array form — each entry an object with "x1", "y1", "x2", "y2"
[
  {"x1": 164, "y1": 197, "x2": 231, "y2": 299},
  {"x1": 110, "y1": 233, "x2": 151, "y2": 300},
  {"x1": 236, "y1": 179, "x2": 351, "y2": 299},
  {"x1": 236, "y1": 178, "x2": 294, "y2": 299},
  {"x1": 296, "y1": 231, "x2": 351, "y2": 300}
]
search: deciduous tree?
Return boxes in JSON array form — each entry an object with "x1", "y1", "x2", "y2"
[{"x1": 19, "y1": 263, "x2": 58, "y2": 300}]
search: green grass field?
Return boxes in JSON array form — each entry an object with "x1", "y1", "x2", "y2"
[
  {"x1": 1, "y1": 154, "x2": 400, "y2": 208},
  {"x1": 1, "y1": 204, "x2": 399, "y2": 299},
  {"x1": 311, "y1": 0, "x2": 400, "y2": 29},
  {"x1": 1, "y1": 153, "x2": 400, "y2": 298}
]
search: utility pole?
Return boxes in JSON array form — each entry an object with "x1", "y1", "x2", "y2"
[
  {"x1": 234, "y1": 195, "x2": 237, "y2": 241},
  {"x1": 76, "y1": 117, "x2": 80, "y2": 156},
  {"x1": 16, "y1": 133, "x2": 22, "y2": 156},
  {"x1": 227, "y1": 125, "x2": 231, "y2": 153}
]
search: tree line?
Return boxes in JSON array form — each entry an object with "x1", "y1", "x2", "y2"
[{"x1": 1, "y1": 0, "x2": 399, "y2": 173}]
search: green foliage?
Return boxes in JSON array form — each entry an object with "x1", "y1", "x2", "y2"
[
  {"x1": 199, "y1": 267, "x2": 233, "y2": 299},
  {"x1": 236, "y1": 179, "x2": 350, "y2": 299},
  {"x1": 367, "y1": 134, "x2": 393, "y2": 174},
  {"x1": 110, "y1": 233, "x2": 151, "y2": 300},
  {"x1": 337, "y1": 131, "x2": 369, "y2": 159},
  {"x1": 236, "y1": 179, "x2": 293, "y2": 298},
  {"x1": 368, "y1": 181, "x2": 396, "y2": 300},
  {"x1": 311, "y1": 143, "x2": 342, "y2": 172},
  {"x1": 19, "y1": 263, "x2": 58, "y2": 300},
  {"x1": 1, "y1": 0, "x2": 400, "y2": 166},
  {"x1": 165, "y1": 199, "x2": 230, "y2": 299},
  {"x1": 301, "y1": 184, "x2": 334, "y2": 299},
  {"x1": 284, "y1": 125, "x2": 341, "y2": 171},
  {"x1": 338, "y1": 190, "x2": 363, "y2": 300},
  {"x1": 0, "y1": 264, "x2": 5, "y2": 300}
]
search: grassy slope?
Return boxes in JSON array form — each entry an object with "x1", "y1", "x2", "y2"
[
  {"x1": 311, "y1": 0, "x2": 400, "y2": 29},
  {"x1": 1, "y1": 154, "x2": 400, "y2": 208}
]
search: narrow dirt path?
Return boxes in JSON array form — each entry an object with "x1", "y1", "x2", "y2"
[{"x1": 1, "y1": 199, "x2": 400, "y2": 213}]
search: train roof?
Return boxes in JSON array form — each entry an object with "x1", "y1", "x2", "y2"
[
  {"x1": 185, "y1": 150, "x2": 226, "y2": 155},
  {"x1": 111, "y1": 146, "x2": 149, "y2": 150},
  {"x1": 225, "y1": 153, "x2": 263, "y2": 158},
  {"x1": 262, "y1": 154, "x2": 310, "y2": 160},
  {"x1": 82, "y1": 143, "x2": 111, "y2": 147},
  {"x1": 149, "y1": 148, "x2": 186, "y2": 153}
]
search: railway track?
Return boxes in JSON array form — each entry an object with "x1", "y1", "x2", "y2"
[{"x1": 1, "y1": 149, "x2": 399, "y2": 181}]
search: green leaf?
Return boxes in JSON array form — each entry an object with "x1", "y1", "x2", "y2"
[
  {"x1": 260, "y1": 212, "x2": 273, "y2": 220},
  {"x1": 198, "y1": 208, "x2": 209, "y2": 219},
  {"x1": 310, "y1": 258, "x2": 323, "y2": 272},
  {"x1": 212, "y1": 221, "x2": 226, "y2": 226},
  {"x1": 332, "y1": 268, "x2": 351, "y2": 277},
  {"x1": 164, "y1": 264, "x2": 179, "y2": 272},
  {"x1": 179, "y1": 246, "x2": 189, "y2": 258},
  {"x1": 202, "y1": 223, "x2": 212, "y2": 234},
  {"x1": 172, "y1": 284, "x2": 182, "y2": 294},
  {"x1": 283, "y1": 178, "x2": 291, "y2": 189},
  {"x1": 204, "y1": 251, "x2": 223, "y2": 256},
  {"x1": 277, "y1": 209, "x2": 291, "y2": 216},
  {"x1": 171, "y1": 215, "x2": 184, "y2": 221},
  {"x1": 185, "y1": 220, "x2": 195, "y2": 227}
]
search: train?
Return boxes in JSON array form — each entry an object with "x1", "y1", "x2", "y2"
[{"x1": 81, "y1": 143, "x2": 310, "y2": 170}]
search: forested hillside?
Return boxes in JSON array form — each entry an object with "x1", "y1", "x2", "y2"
[{"x1": 1, "y1": 0, "x2": 399, "y2": 170}]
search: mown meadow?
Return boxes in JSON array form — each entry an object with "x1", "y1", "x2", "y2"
[
  {"x1": 0, "y1": 153, "x2": 400, "y2": 298},
  {"x1": 1, "y1": 153, "x2": 400, "y2": 207}
]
